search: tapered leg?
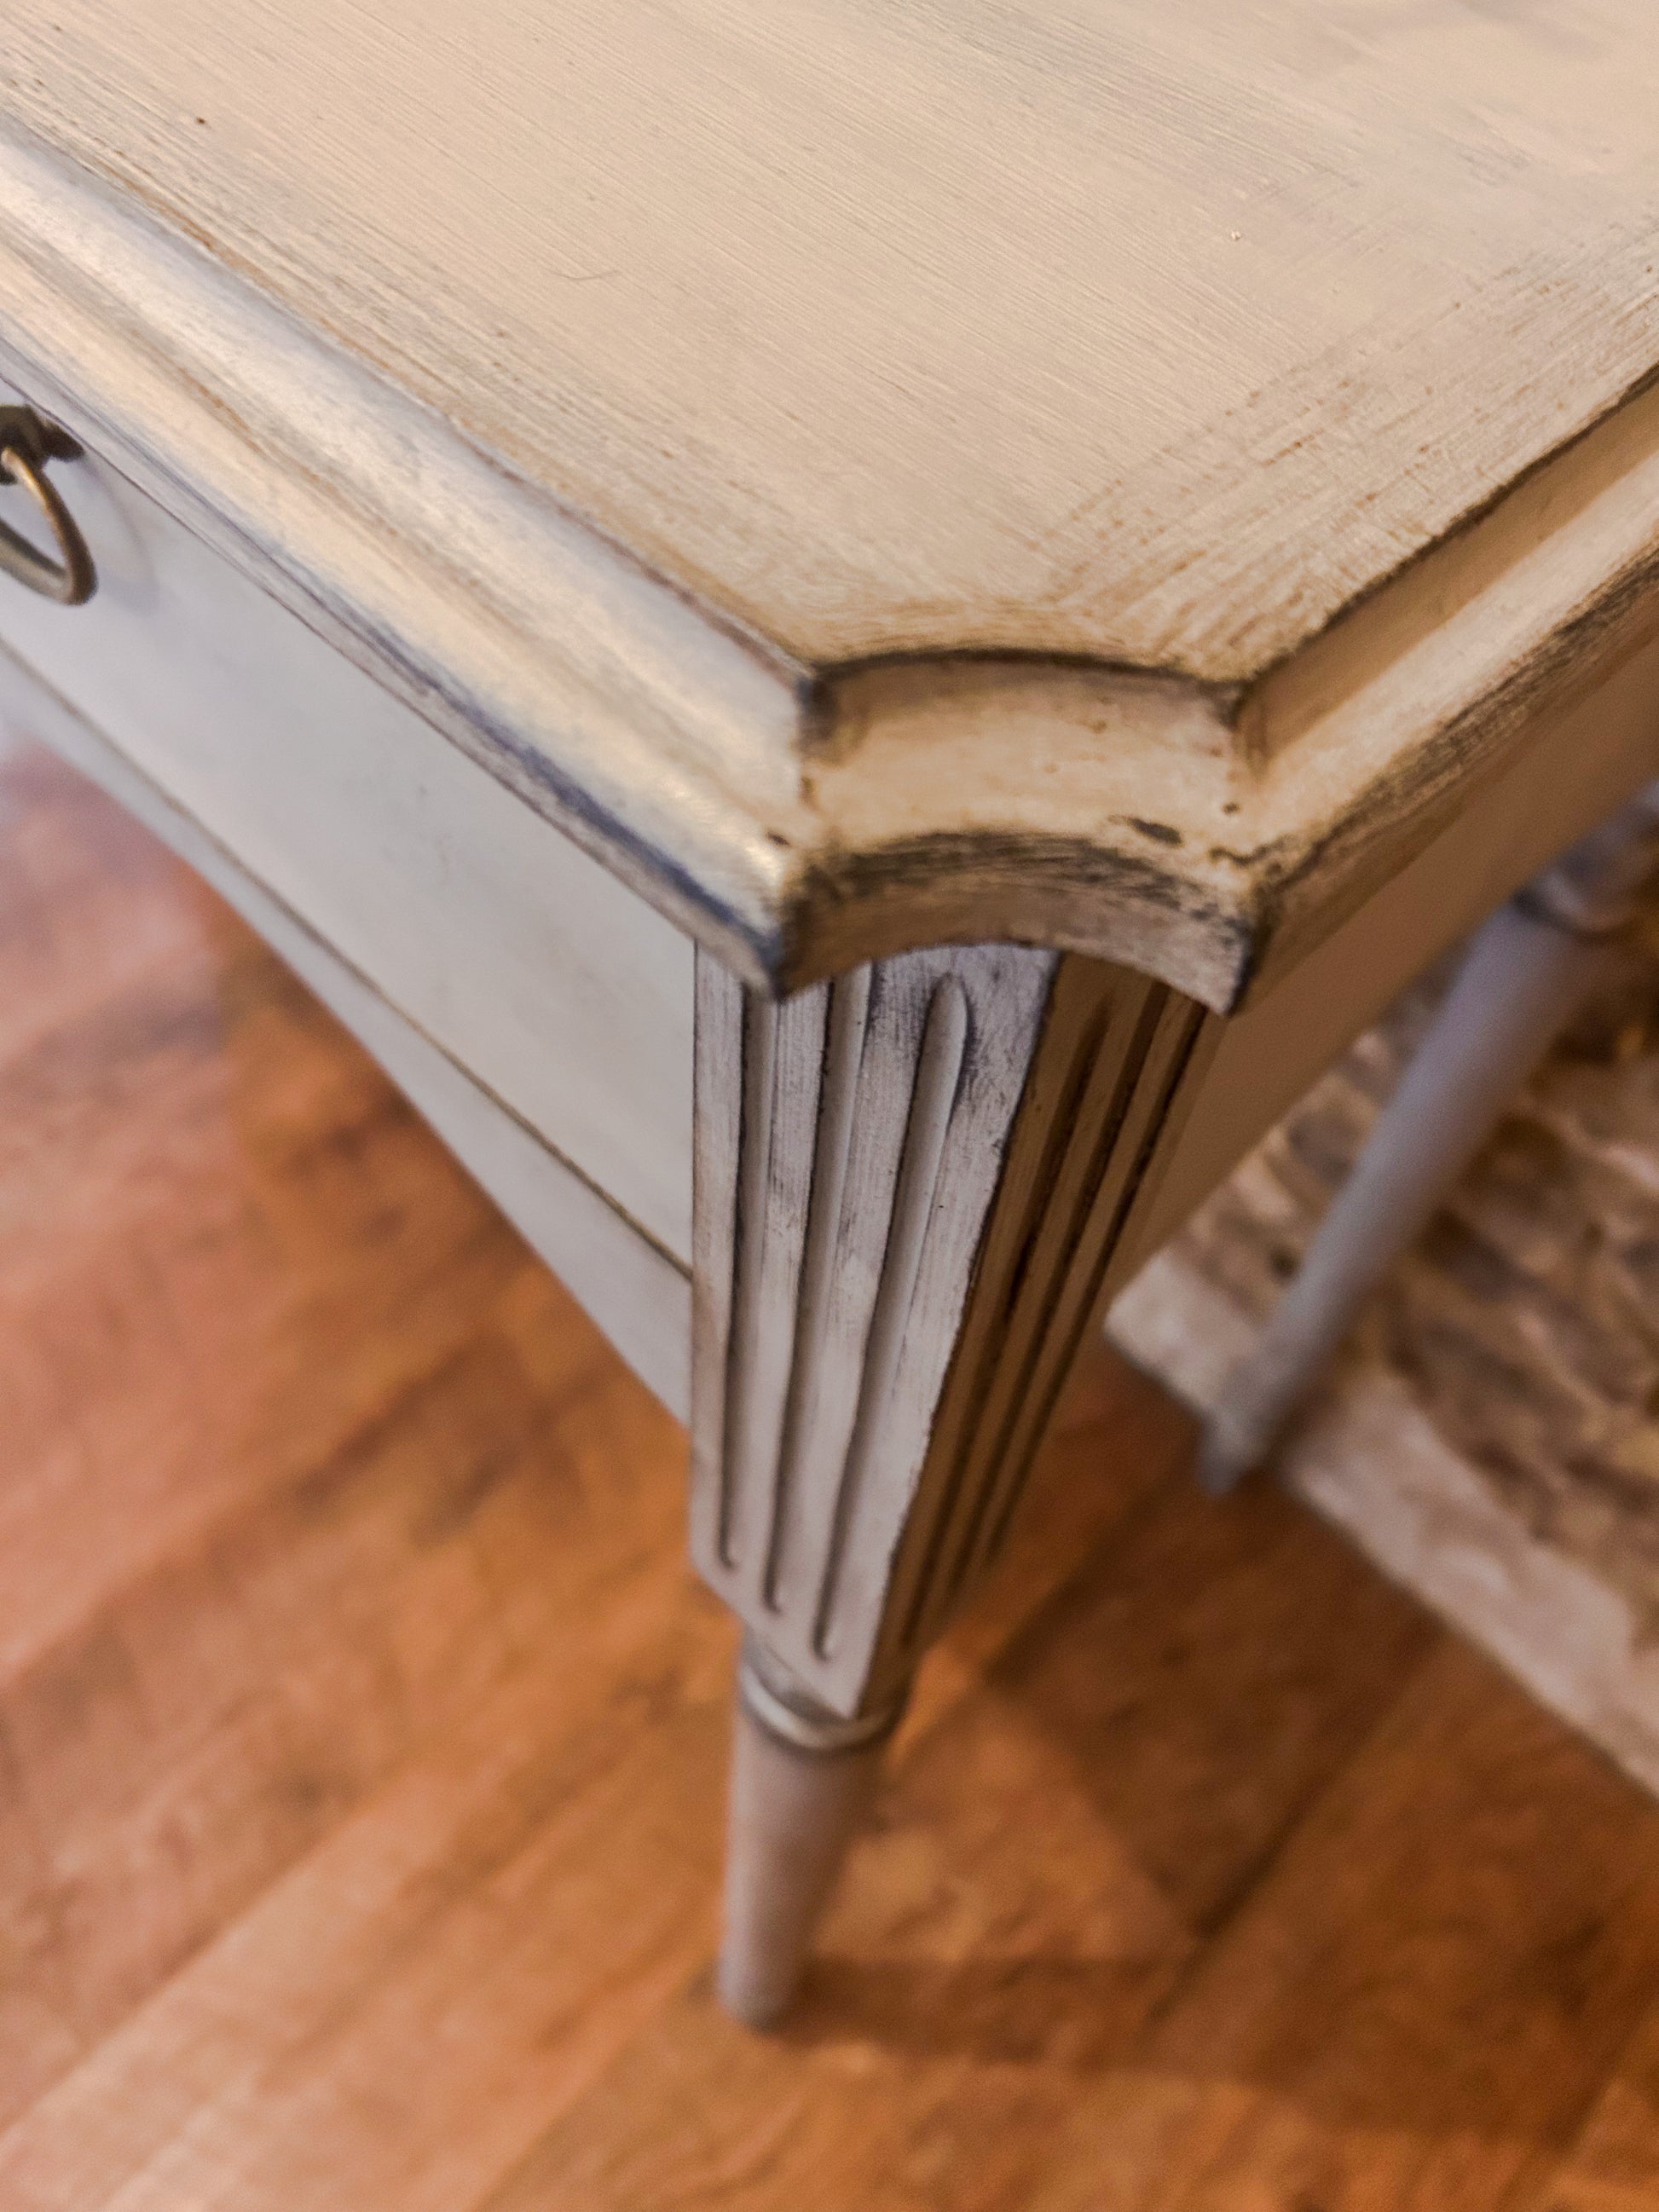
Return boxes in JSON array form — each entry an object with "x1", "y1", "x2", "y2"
[
  {"x1": 717, "y1": 1642, "x2": 904, "y2": 2025},
  {"x1": 1200, "y1": 779, "x2": 1659, "y2": 1494},
  {"x1": 692, "y1": 941, "x2": 1217, "y2": 2022}
]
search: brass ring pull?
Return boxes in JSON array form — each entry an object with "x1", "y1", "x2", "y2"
[{"x1": 0, "y1": 409, "x2": 95, "y2": 606}]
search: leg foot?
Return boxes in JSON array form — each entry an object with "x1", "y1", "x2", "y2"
[{"x1": 716, "y1": 1642, "x2": 905, "y2": 2028}]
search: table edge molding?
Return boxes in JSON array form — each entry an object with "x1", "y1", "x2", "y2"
[{"x1": 3, "y1": 116, "x2": 1657, "y2": 1013}]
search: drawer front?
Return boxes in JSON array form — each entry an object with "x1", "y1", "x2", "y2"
[{"x1": 0, "y1": 393, "x2": 695, "y2": 1265}]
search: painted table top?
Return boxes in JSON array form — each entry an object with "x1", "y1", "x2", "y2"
[{"x1": 2, "y1": 0, "x2": 1657, "y2": 1002}]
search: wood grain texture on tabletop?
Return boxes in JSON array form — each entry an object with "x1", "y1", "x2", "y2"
[
  {"x1": 7, "y1": 0, "x2": 1657, "y2": 677},
  {"x1": 5, "y1": 6, "x2": 1659, "y2": 1005}
]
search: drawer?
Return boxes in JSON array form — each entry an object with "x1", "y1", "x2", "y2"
[{"x1": 0, "y1": 392, "x2": 696, "y2": 1267}]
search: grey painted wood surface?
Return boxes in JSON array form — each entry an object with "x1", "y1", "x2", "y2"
[
  {"x1": 0, "y1": 397, "x2": 695, "y2": 1265},
  {"x1": 0, "y1": 649, "x2": 692, "y2": 1416},
  {"x1": 691, "y1": 943, "x2": 1215, "y2": 1719},
  {"x1": 2, "y1": 14, "x2": 1658, "y2": 998}
]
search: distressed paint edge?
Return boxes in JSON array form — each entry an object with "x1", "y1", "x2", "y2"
[{"x1": 3, "y1": 115, "x2": 1659, "y2": 1012}]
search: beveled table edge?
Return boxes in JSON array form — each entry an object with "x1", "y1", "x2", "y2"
[{"x1": 2, "y1": 115, "x2": 1656, "y2": 1013}]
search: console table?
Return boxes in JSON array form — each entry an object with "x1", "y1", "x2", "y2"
[{"x1": 2, "y1": 0, "x2": 1657, "y2": 2025}]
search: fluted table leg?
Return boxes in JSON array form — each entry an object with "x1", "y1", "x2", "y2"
[{"x1": 691, "y1": 942, "x2": 1216, "y2": 2023}]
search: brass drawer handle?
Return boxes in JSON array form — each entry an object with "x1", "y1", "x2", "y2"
[{"x1": 0, "y1": 407, "x2": 95, "y2": 606}]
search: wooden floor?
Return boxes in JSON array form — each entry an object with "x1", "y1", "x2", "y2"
[{"x1": 4, "y1": 734, "x2": 1659, "y2": 2211}]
